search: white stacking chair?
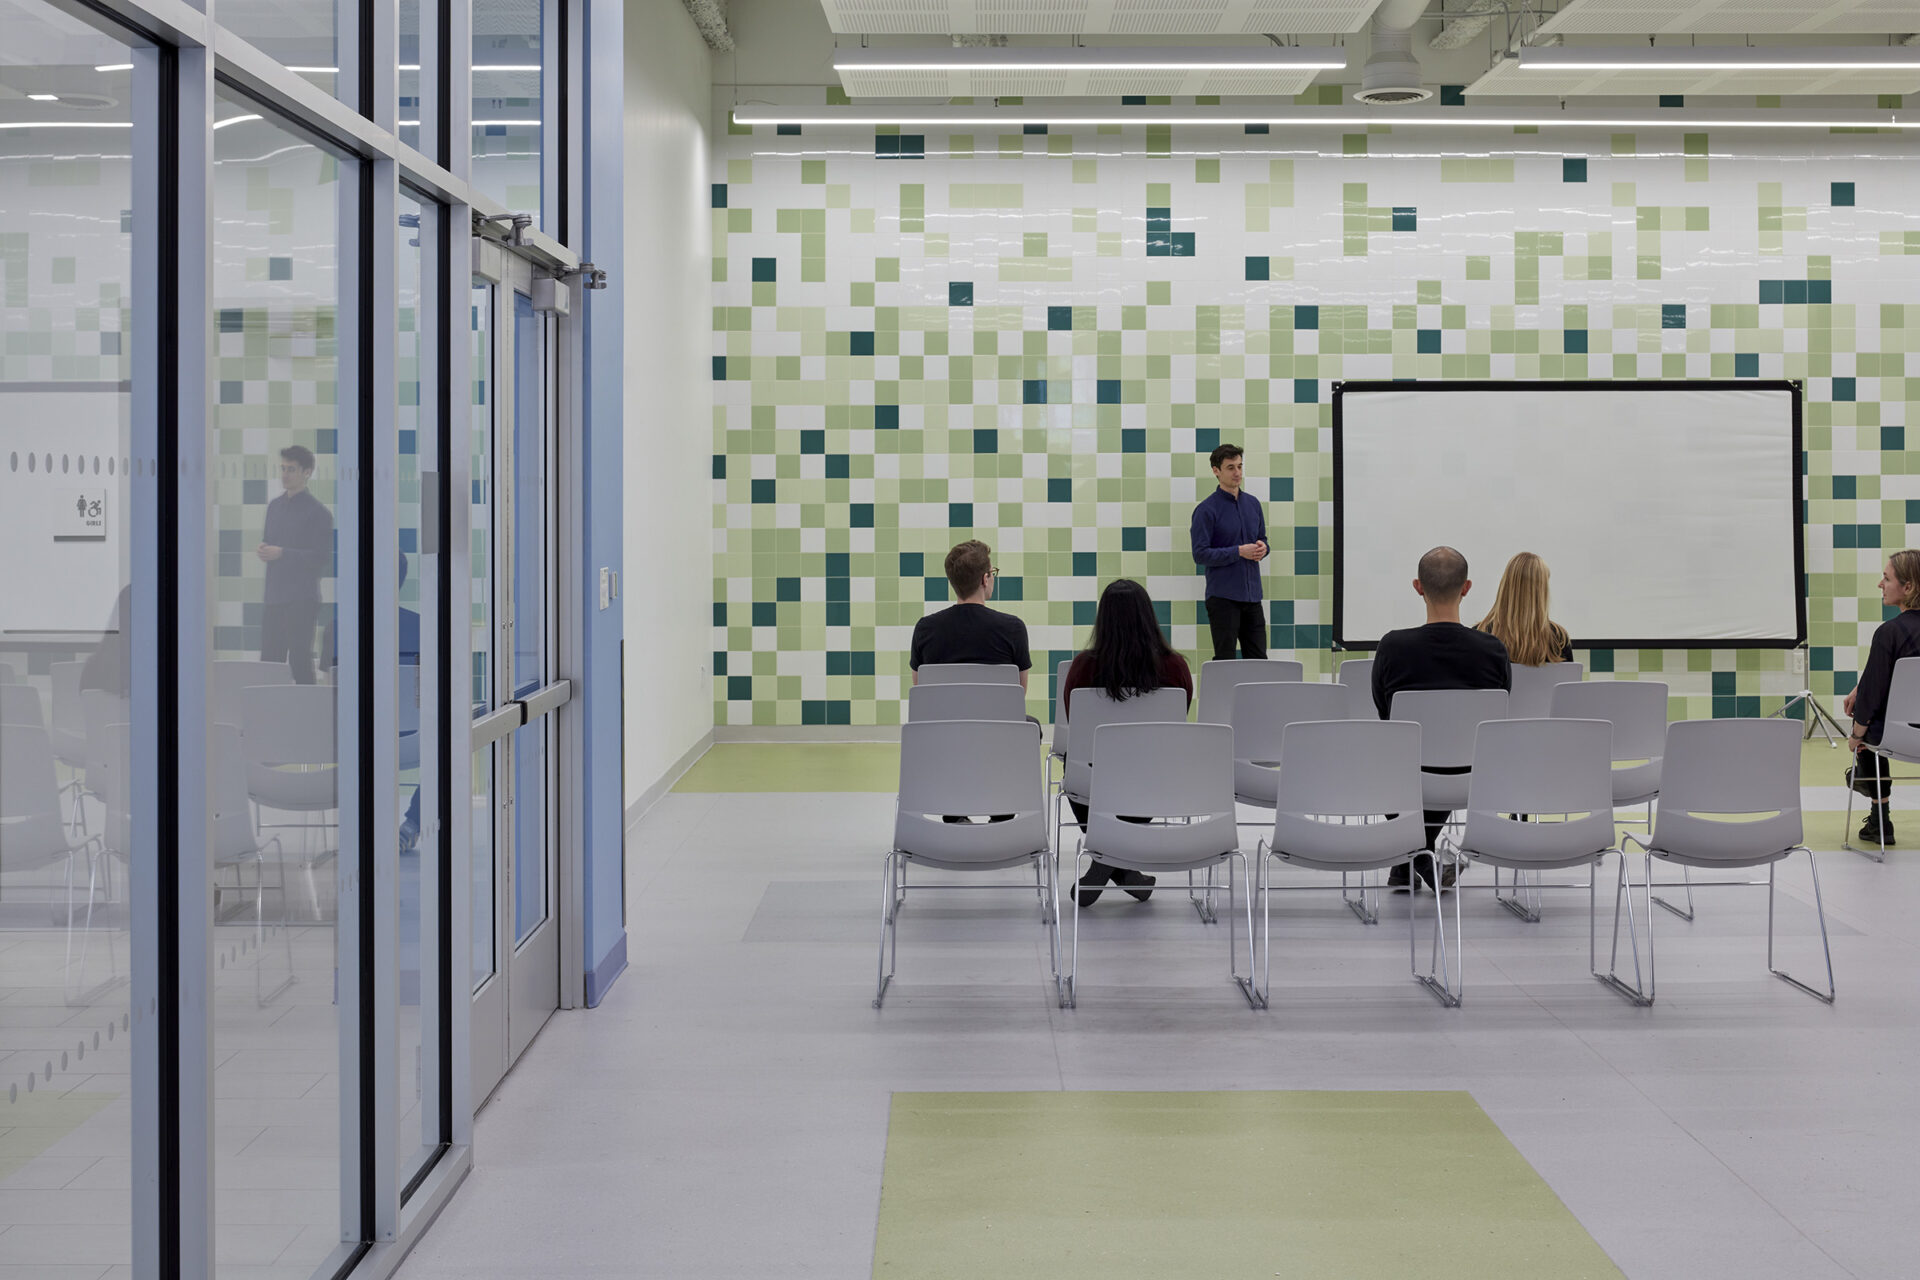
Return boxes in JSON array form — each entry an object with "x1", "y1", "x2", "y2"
[
  {"x1": 209, "y1": 722, "x2": 295, "y2": 1004},
  {"x1": 1055, "y1": 686, "x2": 1188, "y2": 853},
  {"x1": 1454, "y1": 720, "x2": 1622, "y2": 983},
  {"x1": 1060, "y1": 721, "x2": 1254, "y2": 1009},
  {"x1": 80, "y1": 690, "x2": 130, "y2": 902},
  {"x1": 907, "y1": 681, "x2": 1027, "y2": 724},
  {"x1": 244, "y1": 683, "x2": 339, "y2": 917},
  {"x1": 212, "y1": 659, "x2": 293, "y2": 741},
  {"x1": 1046, "y1": 658, "x2": 1074, "y2": 776},
  {"x1": 1508, "y1": 661, "x2": 1584, "y2": 719},
  {"x1": 1549, "y1": 680, "x2": 1676, "y2": 918},
  {"x1": 1196, "y1": 657, "x2": 1304, "y2": 726},
  {"x1": 0, "y1": 723, "x2": 111, "y2": 1000},
  {"x1": 1337, "y1": 656, "x2": 1377, "y2": 720},
  {"x1": 1, "y1": 682, "x2": 46, "y2": 727},
  {"x1": 1227, "y1": 681, "x2": 1368, "y2": 923},
  {"x1": 875, "y1": 718, "x2": 1054, "y2": 1008},
  {"x1": 915, "y1": 662, "x2": 1021, "y2": 686},
  {"x1": 1845, "y1": 655, "x2": 1920, "y2": 861},
  {"x1": 1389, "y1": 688, "x2": 1510, "y2": 861},
  {"x1": 1603, "y1": 718, "x2": 1834, "y2": 1006},
  {"x1": 0, "y1": 661, "x2": 15, "y2": 682},
  {"x1": 1255, "y1": 720, "x2": 1451, "y2": 1007},
  {"x1": 49, "y1": 660, "x2": 89, "y2": 830}
]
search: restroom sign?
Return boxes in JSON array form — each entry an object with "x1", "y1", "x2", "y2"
[{"x1": 58, "y1": 490, "x2": 109, "y2": 540}]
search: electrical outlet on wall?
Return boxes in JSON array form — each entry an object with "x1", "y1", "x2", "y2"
[
  {"x1": 598, "y1": 567, "x2": 610, "y2": 610},
  {"x1": 1792, "y1": 648, "x2": 1806, "y2": 675}
]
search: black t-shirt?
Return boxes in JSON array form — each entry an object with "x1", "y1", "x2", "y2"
[
  {"x1": 910, "y1": 603, "x2": 1032, "y2": 672},
  {"x1": 1851, "y1": 608, "x2": 1920, "y2": 740},
  {"x1": 1372, "y1": 621, "x2": 1512, "y2": 720}
]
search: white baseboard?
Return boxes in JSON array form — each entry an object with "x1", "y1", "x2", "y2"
[
  {"x1": 710, "y1": 725, "x2": 902, "y2": 744},
  {"x1": 624, "y1": 728, "x2": 716, "y2": 830}
]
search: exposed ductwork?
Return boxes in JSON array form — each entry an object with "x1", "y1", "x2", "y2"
[
  {"x1": 1429, "y1": 0, "x2": 1497, "y2": 52},
  {"x1": 1354, "y1": 0, "x2": 1432, "y2": 104},
  {"x1": 951, "y1": 34, "x2": 1009, "y2": 48},
  {"x1": 680, "y1": 0, "x2": 734, "y2": 53}
]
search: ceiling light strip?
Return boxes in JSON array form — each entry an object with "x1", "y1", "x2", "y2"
[
  {"x1": 833, "y1": 46, "x2": 1347, "y2": 73},
  {"x1": 1516, "y1": 46, "x2": 1920, "y2": 73},
  {"x1": 731, "y1": 106, "x2": 1919, "y2": 130}
]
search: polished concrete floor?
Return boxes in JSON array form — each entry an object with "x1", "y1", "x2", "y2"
[{"x1": 395, "y1": 768, "x2": 1920, "y2": 1280}]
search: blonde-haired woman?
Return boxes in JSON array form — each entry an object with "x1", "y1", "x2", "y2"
[
  {"x1": 1844, "y1": 550, "x2": 1920, "y2": 846},
  {"x1": 1475, "y1": 552, "x2": 1574, "y2": 667}
]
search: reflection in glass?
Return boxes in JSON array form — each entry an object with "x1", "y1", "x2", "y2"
[
  {"x1": 511, "y1": 291, "x2": 547, "y2": 696},
  {"x1": 472, "y1": 284, "x2": 494, "y2": 715},
  {"x1": 211, "y1": 93, "x2": 347, "y2": 1277},
  {"x1": 472, "y1": 0, "x2": 544, "y2": 225},
  {"x1": 512, "y1": 717, "x2": 549, "y2": 944},
  {"x1": 0, "y1": 5, "x2": 139, "y2": 1270},
  {"x1": 472, "y1": 746, "x2": 496, "y2": 989},
  {"x1": 219, "y1": 0, "x2": 348, "y2": 108}
]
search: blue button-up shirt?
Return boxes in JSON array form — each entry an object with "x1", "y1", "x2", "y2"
[{"x1": 1190, "y1": 486, "x2": 1266, "y2": 602}]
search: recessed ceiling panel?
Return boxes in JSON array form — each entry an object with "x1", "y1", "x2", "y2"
[
  {"x1": 818, "y1": 0, "x2": 1384, "y2": 35},
  {"x1": 1467, "y1": 54, "x2": 1920, "y2": 97},
  {"x1": 837, "y1": 65, "x2": 1324, "y2": 96},
  {"x1": 1540, "y1": 0, "x2": 1919, "y2": 36}
]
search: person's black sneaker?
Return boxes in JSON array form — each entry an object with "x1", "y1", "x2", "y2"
[
  {"x1": 1113, "y1": 868, "x2": 1156, "y2": 901},
  {"x1": 1413, "y1": 855, "x2": 1459, "y2": 893},
  {"x1": 1078, "y1": 862, "x2": 1114, "y2": 909},
  {"x1": 1386, "y1": 862, "x2": 1413, "y2": 892},
  {"x1": 1859, "y1": 810, "x2": 1895, "y2": 846}
]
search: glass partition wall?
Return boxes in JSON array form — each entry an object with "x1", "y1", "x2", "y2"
[{"x1": 0, "y1": 0, "x2": 588, "y2": 1275}]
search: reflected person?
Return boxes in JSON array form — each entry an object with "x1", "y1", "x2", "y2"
[{"x1": 258, "y1": 444, "x2": 334, "y2": 685}]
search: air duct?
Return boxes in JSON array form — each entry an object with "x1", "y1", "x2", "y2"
[
  {"x1": 681, "y1": 0, "x2": 734, "y2": 53},
  {"x1": 1354, "y1": 0, "x2": 1432, "y2": 105},
  {"x1": 1429, "y1": 0, "x2": 1496, "y2": 53}
]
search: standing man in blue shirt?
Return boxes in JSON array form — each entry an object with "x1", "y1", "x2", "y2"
[{"x1": 1190, "y1": 443, "x2": 1270, "y2": 660}]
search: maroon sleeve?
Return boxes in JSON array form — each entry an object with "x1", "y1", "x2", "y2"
[
  {"x1": 1060, "y1": 652, "x2": 1093, "y2": 720},
  {"x1": 1165, "y1": 653, "x2": 1194, "y2": 710}
]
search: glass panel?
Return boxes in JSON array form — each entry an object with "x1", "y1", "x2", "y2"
[
  {"x1": 511, "y1": 717, "x2": 549, "y2": 944},
  {"x1": 472, "y1": 0, "x2": 544, "y2": 227},
  {"x1": 211, "y1": 94, "x2": 347, "y2": 1277},
  {"x1": 219, "y1": 0, "x2": 348, "y2": 107},
  {"x1": 398, "y1": 0, "x2": 438, "y2": 162},
  {"x1": 396, "y1": 188, "x2": 441, "y2": 1188},
  {"x1": 471, "y1": 745, "x2": 495, "y2": 990},
  {"x1": 510, "y1": 291, "x2": 545, "y2": 697},
  {"x1": 0, "y1": 7, "x2": 141, "y2": 1273},
  {"x1": 471, "y1": 284, "x2": 493, "y2": 715}
]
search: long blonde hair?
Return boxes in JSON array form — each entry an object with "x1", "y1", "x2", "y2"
[{"x1": 1475, "y1": 552, "x2": 1570, "y2": 666}]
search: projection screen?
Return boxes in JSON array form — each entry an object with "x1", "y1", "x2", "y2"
[{"x1": 1333, "y1": 381, "x2": 1804, "y2": 649}]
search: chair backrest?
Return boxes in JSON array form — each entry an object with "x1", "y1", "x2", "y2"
[
  {"x1": 1337, "y1": 657, "x2": 1378, "y2": 719},
  {"x1": 907, "y1": 681, "x2": 1027, "y2": 723},
  {"x1": 0, "y1": 661, "x2": 14, "y2": 682},
  {"x1": 243, "y1": 683, "x2": 337, "y2": 765},
  {"x1": 1549, "y1": 679, "x2": 1668, "y2": 760},
  {"x1": 1049, "y1": 657, "x2": 1073, "y2": 758},
  {"x1": 1508, "y1": 661, "x2": 1584, "y2": 719},
  {"x1": 1231, "y1": 682, "x2": 1354, "y2": 806},
  {"x1": 1267, "y1": 720, "x2": 1428, "y2": 866},
  {"x1": 101, "y1": 720, "x2": 133, "y2": 859},
  {"x1": 1389, "y1": 687, "x2": 1510, "y2": 769},
  {"x1": 210, "y1": 722, "x2": 262, "y2": 863},
  {"x1": 1651, "y1": 718, "x2": 1803, "y2": 862},
  {"x1": 1196, "y1": 658, "x2": 1304, "y2": 726},
  {"x1": 81, "y1": 690, "x2": 130, "y2": 793},
  {"x1": 1884, "y1": 657, "x2": 1920, "y2": 724},
  {"x1": 213, "y1": 659, "x2": 293, "y2": 734},
  {"x1": 1085, "y1": 722, "x2": 1237, "y2": 865},
  {"x1": 1063, "y1": 686, "x2": 1188, "y2": 801},
  {"x1": 0, "y1": 683, "x2": 45, "y2": 728},
  {"x1": 893, "y1": 719, "x2": 1046, "y2": 866},
  {"x1": 915, "y1": 663, "x2": 1020, "y2": 686},
  {"x1": 49, "y1": 660, "x2": 86, "y2": 758},
  {"x1": 0, "y1": 722, "x2": 69, "y2": 865},
  {"x1": 1460, "y1": 719, "x2": 1617, "y2": 862}
]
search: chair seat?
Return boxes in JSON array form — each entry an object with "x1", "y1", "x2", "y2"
[
  {"x1": 1646, "y1": 845, "x2": 1796, "y2": 870},
  {"x1": 1465, "y1": 847, "x2": 1608, "y2": 872},
  {"x1": 901, "y1": 847, "x2": 1046, "y2": 873},
  {"x1": 898, "y1": 811, "x2": 1048, "y2": 867},
  {"x1": 1613, "y1": 788, "x2": 1659, "y2": 808},
  {"x1": 1269, "y1": 847, "x2": 1417, "y2": 874},
  {"x1": 1865, "y1": 741, "x2": 1920, "y2": 767},
  {"x1": 1420, "y1": 771, "x2": 1472, "y2": 810},
  {"x1": 1234, "y1": 759, "x2": 1280, "y2": 806},
  {"x1": 1086, "y1": 844, "x2": 1237, "y2": 876}
]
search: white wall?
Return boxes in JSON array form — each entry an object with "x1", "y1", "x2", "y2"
[{"x1": 623, "y1": 0, "x2": 714, "y2": 808}]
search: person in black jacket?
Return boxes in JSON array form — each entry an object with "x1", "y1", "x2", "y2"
[
  {"x1": 258, "y1": 444, "x2": 333, "y2": 684},
  {"x1": 1845, "y1": 550, "x2": 1920, "y2": 845},
  {"x1": 1372, "y1": 546, "x2": 1511, "y2": 891}
]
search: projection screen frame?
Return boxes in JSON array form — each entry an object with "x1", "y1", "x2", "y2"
[{"x1": 1330, "y1": 379, "x2": 1806, "y2": 651}]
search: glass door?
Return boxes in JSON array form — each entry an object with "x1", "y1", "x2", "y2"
[{"x1": 469, "y1": 245, "x2": 567, "y2": 1103}]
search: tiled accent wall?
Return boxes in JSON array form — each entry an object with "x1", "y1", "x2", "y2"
[{"x1": 710, "y1": 113, "x2": 1920, "y2": 728}]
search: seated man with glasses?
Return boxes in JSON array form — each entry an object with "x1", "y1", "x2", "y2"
[{"x1": 909, "y1": 539, "x2": 1031, "y2": 690}]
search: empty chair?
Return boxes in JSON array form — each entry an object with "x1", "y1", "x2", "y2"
[
  {"x1": 1603, "y1": 718, "x2": 1834, "y2": 1006},
  {"x1": 1548, "y1": 680, "x2": 1680, "y2": 915},
  {"x1": 1256, "y1": 719, "x2": 1452, "y2": 1006},
  {"x1": 79, "y1": 691, "x2": 129, "y2": 898},
  {"x1": 1, "y1": 682, "x2": 45, "y2": 728},
  {"x1": 244, "y1": 683, "x2": 339, "y2": 902},
  {"x1": 1196, "y1": 658, "x2": 1304, "y2": 727},
  {"x1": 1454, "y1": 720, "x2": 1621, "y2": 963},
  {"x1": 1389, "y1": 688, "x2": 1510, "y2": 861},
  {"x1": 209, "y1": 722, "x2": 295, "y2": 1004},
  {"x1": 1055, "y1": 686, "x2": 1188, "y2": 848},
  {"x1": 1845, "y1": 655, "x2": 1920, "y2": 860},
  {"x1": 1060, "y1": 721, "x2": 1253, "y2": 1008},
  {"x1": 1337, "y1": 656, "x2": 1378, "y2": 720},
  {"x1": 1508, "y1": 661, "x2": 1585, "y2": 719},
  {"x1": 1231, "y1": 681, "x2": 1354, "y2": 810},
  {"x1": 915, "y1": 663, "x2": 1021, "y2": 686},
  {"x1": 48, "y1": 660, "x2": 88, "y2": 828},
  {"x1": 875, "y1": 718, "x2": 1053, "y2": 1008},
  {"x1": 907, "y1": 681, "x2": 1027, "y2": 724},
  {"x1": 212, "y1": 659, "x2": 293, "y2": 739},
  {"x1": 0, "y1": 723, "x2": 109, "y2": 997}
]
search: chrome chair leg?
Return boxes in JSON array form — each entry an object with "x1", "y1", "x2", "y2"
[
  {"x1": 1494, "y1": 865, "x2": 1543, "y2": 923},
  {"x1": 1187, "y1": 867, "x2": 1218, "y2": 925},
  {"x1": 873, "y1": 849, "x2": 896, "y2": 1008},
  {"x1": 1340, "y1": 870, "x2": 1378, "y2": 925},
  {"x1": 1768, "y1": 847, "x2": 1837, "y2": 1004},
  {"x1": 1228, "y1": 852, "x2": 1260, "y2": 1009},
  {"x1": 1596, "y1": 846, "x2": 1654, "y2": 1005},
  {"x1": 1652, "y1": 866, "x2": 1696, "y2": 921}
]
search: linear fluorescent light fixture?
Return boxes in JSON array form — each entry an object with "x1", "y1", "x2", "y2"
[
  {"x1": 832, "y1": 46, "x2": 1346, "y2": 73},
  {"x1": 94, "y1": 63, "x2": 134, "y2": 72},
  {"x1": 1516, "y1": 45, "x2": 1920, "y2": 72},
  {"x1": 729, "y1": 105, "x2": 1919, "y2": 129}
]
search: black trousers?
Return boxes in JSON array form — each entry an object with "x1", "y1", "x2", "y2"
[
  {"x1": 261, "y1": 599, "x2": 320, "y2": 685},
  {"x1": 1204, "y1": 596, "x2": 1267, "y2": 661},
  {"x1": 1853, "y1": 742, "x2": 1892, "y2": 801}
]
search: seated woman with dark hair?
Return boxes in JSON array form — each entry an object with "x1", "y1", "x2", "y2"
[{"x1": 1059, "y1": 579, "x2": 1194, "y2": 906}]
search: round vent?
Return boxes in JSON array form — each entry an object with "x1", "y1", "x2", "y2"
[
  {"x1": 1352, "y1": 27, "x2": 1431, "y2": 106},
  {"x1": 54, "y1": 92, "x2": 119, "y2": 111}
]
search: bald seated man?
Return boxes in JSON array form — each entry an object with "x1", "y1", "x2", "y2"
[{"x1": 1371, "y1": 546, "x2": 1512, "y2": 892}]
